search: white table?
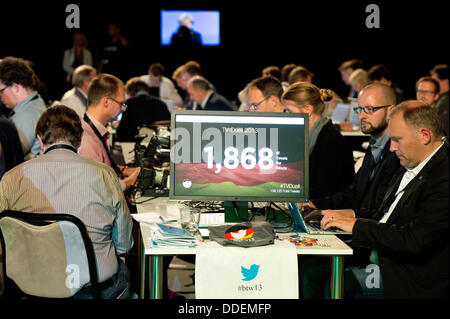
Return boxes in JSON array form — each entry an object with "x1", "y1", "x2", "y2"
[{"x1": 136, "y1": 197, "x2": 352, "y2": 299}]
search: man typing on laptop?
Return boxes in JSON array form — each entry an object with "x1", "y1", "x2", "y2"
[{"x1": 318, "y1": 101, "x2": 449, "y2": 299}]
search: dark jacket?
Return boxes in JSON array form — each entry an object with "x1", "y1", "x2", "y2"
[
  {"x1": 0, "y1": 117, "x2": 24, "y2": 179},
  {"x1": 115, "y1": 93, "x2": 170, "y2": 142},
  {"x1": 309, "y1": 120, "x2": 355, "y2": 199},
  {"x1": 352, "y1": 142, "x2": 449, "y2": 298},
  {"x1": 202, "y1": 91, "x2": 233, "y2": 111},
  {"x1": 313, "y1": 139, "x2": 401, "y2": 219}
]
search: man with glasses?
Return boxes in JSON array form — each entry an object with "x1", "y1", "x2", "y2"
[
  {"x1": 300, "y1": 83, "x2": 401, "y2": 299},
  {"x1": 247, "y1": 76, "x2": 284, "y2": 113},
  {"x1": 79, "y1": 73, "x2": 140, "y2": 191},
  {"x1": 321, "y1": 102, "x2": 448, "y2": 298},
  {"x1": 0, "y1": 56, "x2": 46, "y2": 159},
  {"x1": 415, "y1": 76, "x2": 440, "y2": 107}
]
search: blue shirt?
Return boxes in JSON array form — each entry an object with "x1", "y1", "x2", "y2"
[{"x1": 11, "y1": 91, "x2": 46, "y2": 158}]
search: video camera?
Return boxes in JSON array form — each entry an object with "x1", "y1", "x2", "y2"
[{"x1": 133, "y1": 125, "x2": 171, "y2": 197}]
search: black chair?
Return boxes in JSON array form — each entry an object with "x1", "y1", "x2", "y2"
[{"x1": 0, "y1": 211, "x2": 100, "y2": 299}]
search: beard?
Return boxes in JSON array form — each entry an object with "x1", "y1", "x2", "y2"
[{"x1": 360, "y1": 116, "x2": 388, "y2": 136}]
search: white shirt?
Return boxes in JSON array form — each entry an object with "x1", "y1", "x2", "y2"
[
  {"x1": 379, "y1": 142, "x2": 444, "y2": 223},
  {"x1": 139, "y1": 75, "x2": 183, "y2": 107},
  {"x1": 60, "y1": 87, "x2": 88, "y2": 119}
]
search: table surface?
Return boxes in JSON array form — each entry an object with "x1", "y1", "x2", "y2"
[{"x1": 136, "y1": 197, "x2": 353, "y2": 256}]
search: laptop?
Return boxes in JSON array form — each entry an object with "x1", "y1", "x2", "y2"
[
  {"x1": 331, "y1": 104, "x2": 350, "y2": 123},
  {"x1": 287, "y1": 203, "x2": 351, "y2": 235},
  {"x1": 348, "y1": 104, "x2": 360, "y2": 128}
]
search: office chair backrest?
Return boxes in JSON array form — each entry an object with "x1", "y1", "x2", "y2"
[{"x1": 0, "y1": 211, "x2": 100, "y2": 298}]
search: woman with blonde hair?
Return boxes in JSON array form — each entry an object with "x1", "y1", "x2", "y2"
[{"x1": 282, "y1": 82, "x2": 355, "y2": 199}]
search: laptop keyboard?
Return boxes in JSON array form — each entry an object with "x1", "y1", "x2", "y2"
[{"x1": 308, "y1": 222, "x2": 342, "y2": 232}]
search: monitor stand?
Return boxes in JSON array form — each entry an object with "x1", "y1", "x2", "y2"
[{"x1": 224, "y1": 201, "x2": 249, "y2": 223}]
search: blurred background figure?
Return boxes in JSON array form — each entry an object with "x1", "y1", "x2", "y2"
[
  {"x1": 349, "y1": 69, "x2": 370, "y2": 97},
  {"x1": 60, "y1": 65, "x2": 97, "y2": 119},
  {"x1": 63, "y1": 32, "x2": 93, "y2": 88},
  {"x1": 170, "y1": 13, "x2": 203, "y2": 47},
  {"x1": 338, "y1": 59, "x2": 364, "y2": 98},
  {"x1": 288, "y1": 66, "x2": 314, "y2": 85},
  {"x1": 140, "y1": 63, "x2": 183, "y2": 107},
  {"x1": 98, "y1": 23, "x2": 130, "y2": 81},
  {"x1": 262, "y1": 65, "x2": 282, "y2": 81},
  {"x1": 367, "y1": 64, "x2": 407, "y2": 103}
]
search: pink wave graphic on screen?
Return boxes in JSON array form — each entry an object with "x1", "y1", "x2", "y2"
[{"x1": 175, "y1": 162, "x2": 303, "y2": 186}]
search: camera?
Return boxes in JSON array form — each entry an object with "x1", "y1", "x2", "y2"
[{"x1": 134, "y1": 125, "x2": 171, "y2": 197}]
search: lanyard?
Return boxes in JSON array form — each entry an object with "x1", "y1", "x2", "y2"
[
  {"x1": 83, "y1": 113, "x2": 122, "y2": 177},
  {"x1": 44, "y1": 144, "x2": 77, "y2": 154}
]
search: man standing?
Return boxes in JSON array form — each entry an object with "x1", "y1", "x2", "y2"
[
  {"x1": 0, "y1": 57, "x2": 46, "y2": 159},
  {"x1": 322, "y1": 101, "x2": 448, "y2": 298},
  {"x1": 78, "y1": 73, "x2": 140, "y2": 191},
  {"x1": 0, "y1": 105, "x2": 134, "y2": 298},
  {"x1": 60, "y1": 64, "x2": 97, "y2": 119},
  {"x1": 247, "y1": 76, "x2": 285, "y2": 113}
]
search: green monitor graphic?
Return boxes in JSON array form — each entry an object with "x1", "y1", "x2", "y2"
[{"x1": 169, "y1": 110, "x2": 309, "y2": 208}]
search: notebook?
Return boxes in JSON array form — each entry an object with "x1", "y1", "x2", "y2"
[{"x1": 287, "y1": 203, "x2": 351, "y2": 235}]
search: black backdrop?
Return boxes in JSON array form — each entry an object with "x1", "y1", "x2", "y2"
[{"x1": 1, "y1": 0, "x2": 448, "y2": 104}]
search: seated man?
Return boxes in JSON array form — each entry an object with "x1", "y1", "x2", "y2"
[
  {"x1": 0, "y1": 105, "x2": 134, "y2": 298},
  {"x1": 78, "y1": 73, "x2": 140, "y2": 191},
  {"x1": 187, "y1": 75, "x2": 232, "y2": 111},
  {"x1": 140, "y1": 63, "x2": 183, "y2": 107},
  {"x1": 299, "y1": 83, "x2": 401, "y2": 299},
  {"x1": 0, "y1": 56, "x2": 46, "y2": 159},
  {"x1": 247, "y1": 76, "x2": 284, "y2": 113},
  {"x1": 115, "y1": 77, "x2": 170, "y2": 142},
  {"x1": 0, "y1": 116, "x2": 23, "y2": 180},
  {"x1": 321, "y1": 101, "x2": 449, "y2": 298},
  {"x1": 60, "y1": 64, "x2": 97, "y2": 119}
]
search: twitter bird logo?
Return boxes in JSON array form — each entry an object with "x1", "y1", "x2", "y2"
[{"x1": 241, "y1": 264, "x2": 260, "y2": 281}]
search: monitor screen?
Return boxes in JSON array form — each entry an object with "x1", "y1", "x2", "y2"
[
  {"x1": 160, "y1": 10, "x2": 221, "y2": 46},
  {"x1": 169, "y1": 110, "x2": 309, "y2": 202},
  {"x1": 331, "y1": 104, "x2": 350, "y2": 123}
]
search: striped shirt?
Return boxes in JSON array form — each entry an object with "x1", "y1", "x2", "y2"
[{"x1": 0, "y1": 147, "x2": 133, "y2": 282}]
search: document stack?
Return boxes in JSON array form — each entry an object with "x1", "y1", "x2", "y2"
[{"x1": 150, "y1": 223, "x2": 198, "y2": 248}]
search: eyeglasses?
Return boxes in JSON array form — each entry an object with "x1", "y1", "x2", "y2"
[
  {"x1": 416, "y1": 90, "x2": 436, "y2": 95},
  {"x1": 108, "y1": 96, "x2": 127, "y2": 110},
  {"x1": 353, "y1": 105, "x2": 391, "y2": 115},
  {"x1": 0, "y1": 85, "x2": 10, "y2": 95},
  {"x1": 248, "y1": 96, "x2": 269, "y2": 111}
]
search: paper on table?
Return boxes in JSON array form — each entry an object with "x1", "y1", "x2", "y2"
[{"x1": 131, "y1": 212, "x2": 163, "y2": 223}]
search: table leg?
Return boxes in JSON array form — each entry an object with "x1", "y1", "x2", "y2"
[
  {"x1": 330, "y1": 255, "x2": 344, "y2": 299},
  {"x1": 150, "y1": 255, "x2": 163, "y2": 299},
  {"x1": 139, "y1": 232, "x2": 147, "y2": 299}
]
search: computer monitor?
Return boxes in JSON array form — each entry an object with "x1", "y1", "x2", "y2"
[
  {"x1": 169, "y1": 110, "x2": 309, "y2": 204},
  {"x1": 160, "y1": 10, "x2": 221, "y2": 46}
]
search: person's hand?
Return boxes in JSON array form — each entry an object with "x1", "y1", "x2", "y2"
[
  {"x1": 320, "y1": 210, "x2": 356, "y2": 233},
  {"x1": 121, "y1": 167, "x2": 141, "y2": 189},
  {"x1": 321, "y1": 209, "x2": 355, "y2": 219},
  {"x1": 298, "y1": 201, "x2": 317, "y2": 213}
]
